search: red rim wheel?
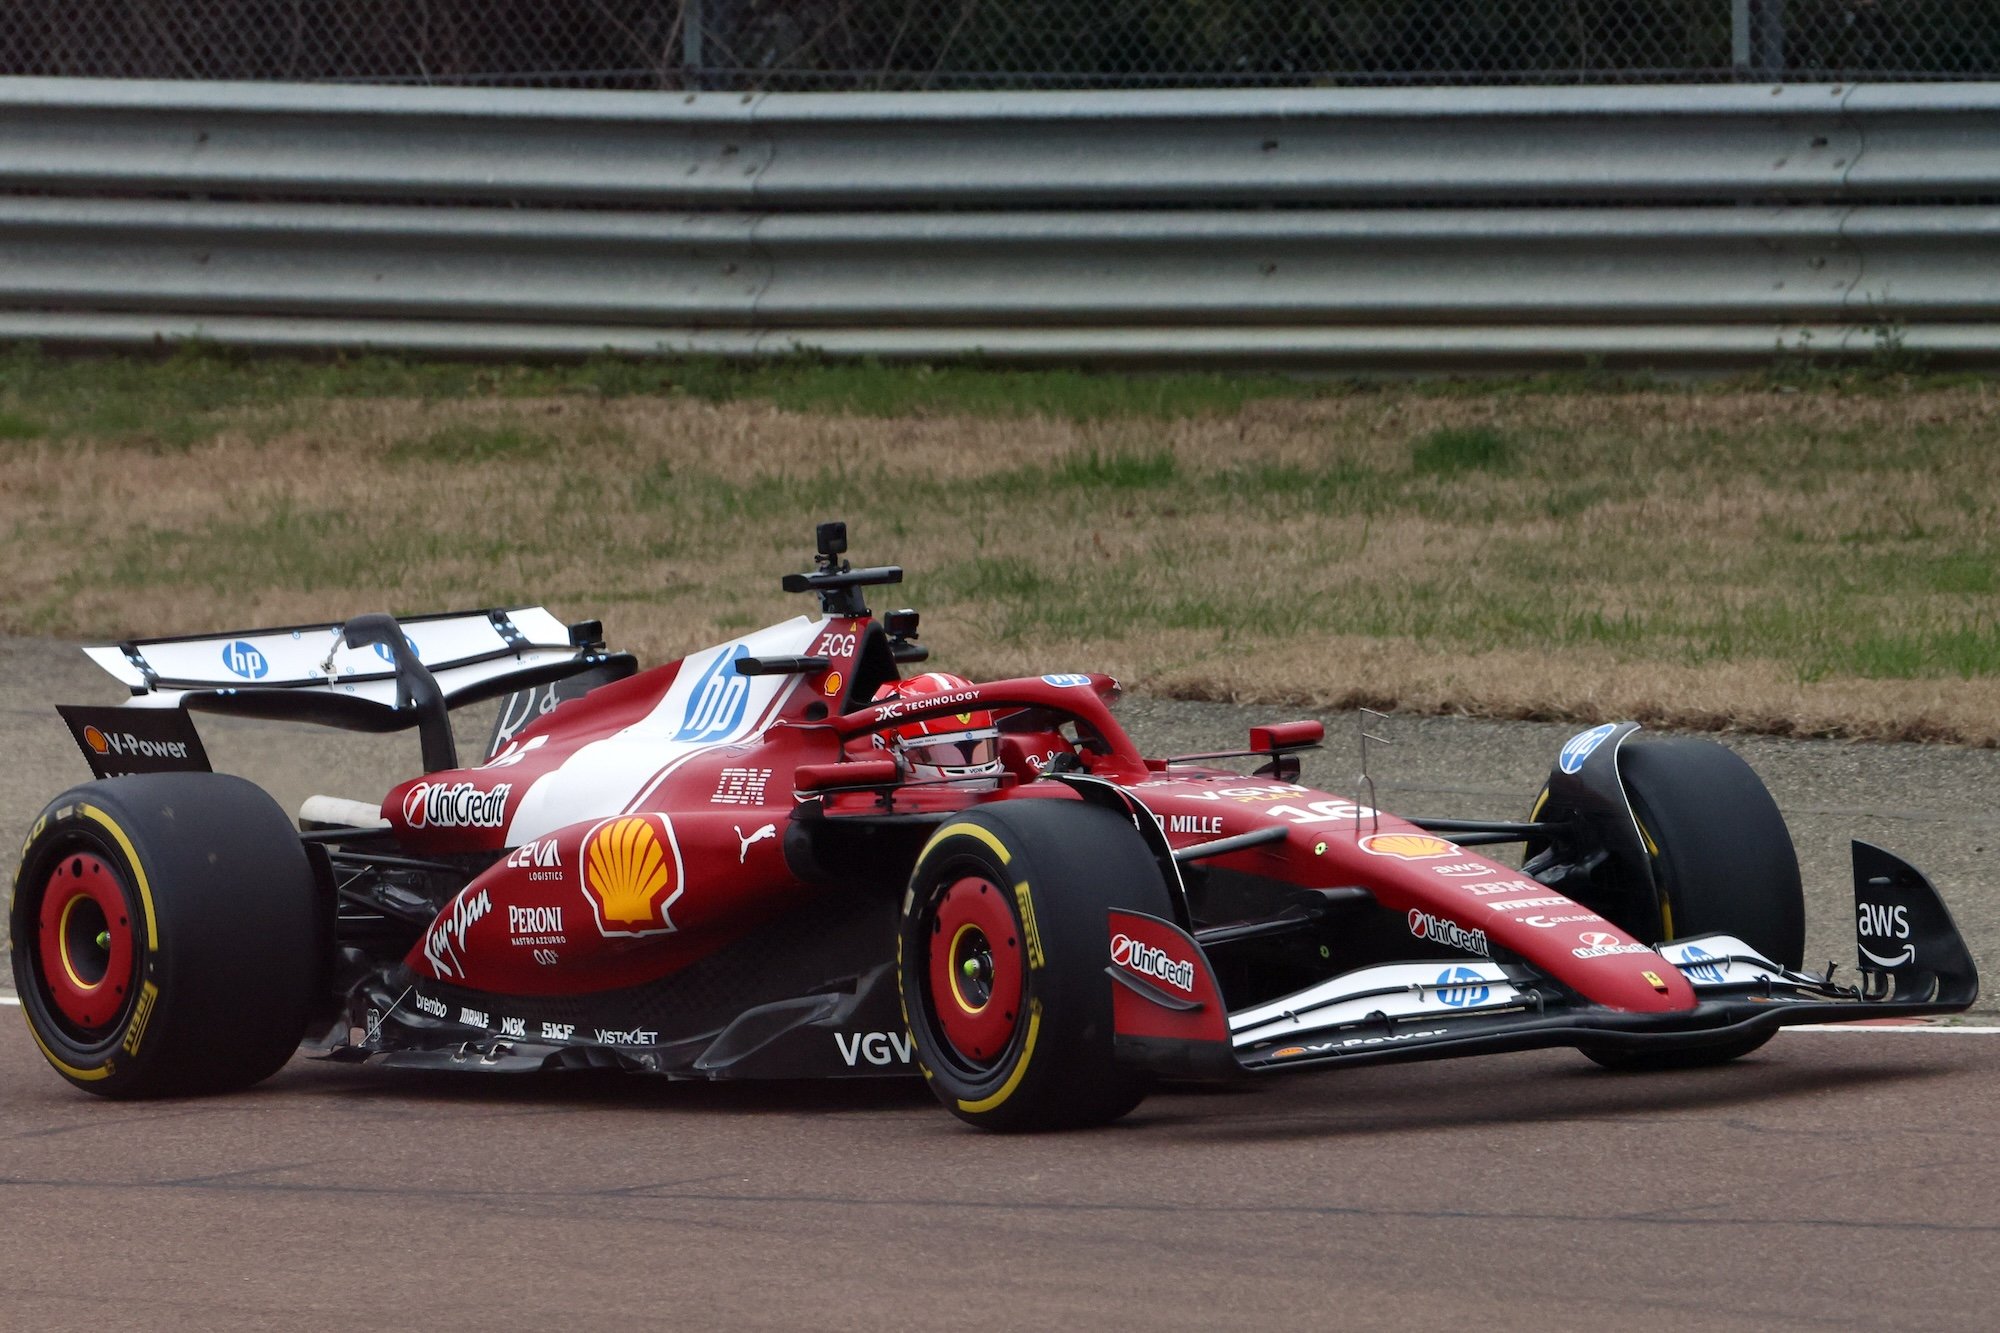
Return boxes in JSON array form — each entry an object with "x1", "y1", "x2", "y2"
[
  {"x1": 34, "y1": 852, "x2": 136, "y2": 1035},
  {"x1": 925, "y1": 875, "x2": 1024, "y2": 1067}
]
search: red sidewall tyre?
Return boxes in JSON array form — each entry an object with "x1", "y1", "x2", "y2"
[
  {"x1": 11, "y1": 774, "x2": 325, "y2": 1098},
  {"x1": 898, "y1": 799, "x2": 1176, "y2": 1132}
]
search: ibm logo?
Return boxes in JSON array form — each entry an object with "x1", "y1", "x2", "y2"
[{"x1": 711, "y1": 768, "x2": 772, "y2": 805}]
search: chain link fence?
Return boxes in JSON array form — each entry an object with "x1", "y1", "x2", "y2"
[{"x1": 2, "y1": 1, "x2": 1996, "y2": 91}]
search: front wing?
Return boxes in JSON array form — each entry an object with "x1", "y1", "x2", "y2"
[{"x1": 1109, "y1": 841, "x2": 1981, "y2": 1079}]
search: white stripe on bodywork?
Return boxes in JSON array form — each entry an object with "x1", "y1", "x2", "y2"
[
  {"x1": 1657, "y1": 934, "x2": 1786, "y2": 986},
  {"x1": 502, "y1": 617, "x2": 819, "y2": 844},
  {"x1": 1230, "y1": 959, "x2": 1524, "y2": 1048}
]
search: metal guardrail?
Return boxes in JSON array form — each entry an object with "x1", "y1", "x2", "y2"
[
  {"x1": 7, "y1": 198, "x2": 1996, "y2": 325},
  {"x1": 7, "y1": 78, "x2": 2000, "y2": 204},
  {"x1": 0, "y1": 78, "x2": 1995, "y2": 367}
]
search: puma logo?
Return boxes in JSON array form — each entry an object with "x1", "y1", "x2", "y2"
[{"x1": 736, "y1": 823, "x2": 777, "y2": 863}]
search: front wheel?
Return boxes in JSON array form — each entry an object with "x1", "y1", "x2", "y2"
[
  {"x1": 11, "y1": 773, "x2": 325, "y2": 1097},
  {"x1": 1584, "y1": 737, "x2": 1804, "y2": 1072},
  {"x1": 898, "y1": 799, "x2": 1177, "y2": 1132}
]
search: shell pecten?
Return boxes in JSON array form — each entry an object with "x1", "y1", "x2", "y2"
[{"x1": 586, "y1": 816, "x2": 672, "y2": 926}]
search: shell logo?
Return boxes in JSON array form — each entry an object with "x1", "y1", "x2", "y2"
[
  {"x1": 578, "y1": 814, "x2": 686, "y2": 937},
  {"x1": 82, "y1": 726, "x2": 110, "y2": 755},
  {"x1": 1359, "y1": 832, "x2": 1458, "y2": 861},
  {"x1": 823, "y1": 670, "x2": 844, "y2": 697}
]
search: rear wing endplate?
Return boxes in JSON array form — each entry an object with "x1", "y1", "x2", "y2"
[{"x1": 71, "y1": 607, "x2": 634, "y2": 772}]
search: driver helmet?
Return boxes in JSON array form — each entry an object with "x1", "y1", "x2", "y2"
[{"x1": 871, "y1": 672, "x2": 1003, "y2": 784}]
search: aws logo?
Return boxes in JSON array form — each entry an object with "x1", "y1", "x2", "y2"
[{"x1": 578, "y1": 814, "x2": 686, "y2": 937}]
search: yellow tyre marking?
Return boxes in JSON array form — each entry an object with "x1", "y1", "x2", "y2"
[
  {"x1": 922, "y1": 821, "x2": 1012, "y2": 869},
  {"x1": 21, "y1": 1012, "x2": 112, "y2": 1082},
  {"x1": 915, "y1": 820, "x2": 1035, "y2": 1110},
  {"x1": 120, "y1": 980, "x2": 159, "y2": 1057},
  {"x1": 1528, "y1": 788, "x2": 1550, "y2": 822},
  {"x1": 945, "y1": 922, "x2": 988, "y2": 1013},
  {"x1": 55, "y1": 893, "x2": 94, "y2": 991},
  {"x1": 1012, "y1": 881, "x2": 1045, "y2": 969},
  {"x1": 76, "y1": 805, "x2": 158, "y2": 951},
  {"x1": 956, "y1": 999, "x2": 1041, "y2": 1115},
  {"x1": 21, "y1": 812, "x2": 46, "y2": 859},
  {"x1": 1635, "y1": 815, "x2": 1672, "y2": 937}
]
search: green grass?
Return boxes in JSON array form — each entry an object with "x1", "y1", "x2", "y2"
[
  {"x1": 390, "y1": 422, "x2": 561, "y2": 463},
  {"x1": 0, "y1": 343, "x2": 1346, "y2": 445},
  {"x1": 1411, "y1": 426, "x2": 1513, "y2": 475},
  {"x1": 10, "y1": 346, "x2": 2000, "y2": 742},
  {"x1": 4, "y1": 342, "x2": 1987, "y2": 452}
]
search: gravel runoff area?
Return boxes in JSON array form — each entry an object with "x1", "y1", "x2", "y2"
[{"x1": 3, "y1": 632, "x2": 1996, "y2": 1016}]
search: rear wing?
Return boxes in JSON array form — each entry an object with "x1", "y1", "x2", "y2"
[{"x1": 71, "y1": 607, "x2": 634, "y2": 773}]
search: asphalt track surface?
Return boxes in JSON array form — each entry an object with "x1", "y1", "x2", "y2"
[{"x1": 4, "y1": 636, "x2": 1999, "y2": 1329}]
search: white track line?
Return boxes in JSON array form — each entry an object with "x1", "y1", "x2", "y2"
[{"x1": 1790, "y1": 1022, "x2": 2000, "y2": 1033}]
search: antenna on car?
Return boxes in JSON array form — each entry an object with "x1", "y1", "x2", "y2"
[{"x1": 1354, "y1": 708, "x2": 1389, "y2": 832}]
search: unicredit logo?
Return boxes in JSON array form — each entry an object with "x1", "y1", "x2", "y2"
[
  {"x1": 1407, "y1": 909, "x2": 1490, "y2": 956},
  {"x1": 403, "y1": 781, "x2": 511, "y2": 830},
  {"x1": 1110, "y1": 931, "x2": 1196, "y2": 992}
]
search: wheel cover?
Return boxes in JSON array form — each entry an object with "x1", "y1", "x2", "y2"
[
  {"x1": 35, "y1": 852, "x2": 136, "y2": 1034},
  {"x1": 926, "y1": 875, "x2": 1025, "y2": 1066}
]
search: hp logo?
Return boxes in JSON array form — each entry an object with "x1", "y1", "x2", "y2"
[
  {"x1": 675, "y1": 644, "x2": 753, "y2": 742},
  {"x1": 221, "y1": 640, "x2": 269, "y2": 680},
  {"x1": 1434, "y1": 965, "x2": 1491, "y2": 1008},
  {"x1": 1680, "y1": 945, "x2": 1727, "y2": 985}
]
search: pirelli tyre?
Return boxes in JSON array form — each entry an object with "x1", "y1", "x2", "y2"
[
  {"x1": 10, "y1": 773, "x2": 323, "y2": 1098},
  {"x1": 899, "y1": 799, "x2": 1175, "y2": 1132},
  {"x1": 1586, "y1": 737, "x2": 1806, "y2": 1072}
]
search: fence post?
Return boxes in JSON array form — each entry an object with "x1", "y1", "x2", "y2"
[
  {"x1": 1732, "y1": 0, "x2": 1787, "y2": 78},
  {"x1": 1754, "y1": 0, "x2": 1787, "y2": 77},
  {"x1": 683, "y1": 0, "x2": 705, "y2": 89}
]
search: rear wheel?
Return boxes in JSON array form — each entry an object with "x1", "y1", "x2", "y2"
[
  {"x1": 1584, "y1": 737, "x2": 1804, "y2": 1071},
  {"x1": 898, "y1": 799, "x2": 1176, "y2": 1132},
  {"x1": 11, "y1": 773, "x2": 324, "y2": 1097}
]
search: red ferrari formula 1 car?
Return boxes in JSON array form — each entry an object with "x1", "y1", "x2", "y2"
[{"x1": 12, "y1": 523, "x2": 1980, "y2": 1130}]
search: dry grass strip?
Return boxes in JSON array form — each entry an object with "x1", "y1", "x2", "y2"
[{"x1": 7, "y1": 379, "x2": 1999, "y2": 745}]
